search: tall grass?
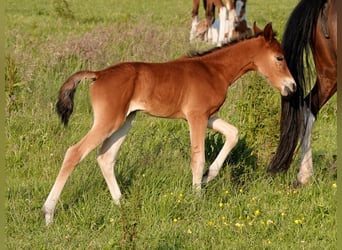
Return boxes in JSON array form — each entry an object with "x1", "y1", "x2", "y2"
[{"x1": 5, "y1": 0, "x2": 337, "y2": 249}]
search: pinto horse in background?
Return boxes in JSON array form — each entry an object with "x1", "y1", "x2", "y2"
[
  {"x1": 190, "y1": 0, "x2": 227, "y2": 45},
  {"x1": 267, "y1": 0, "x2": 336, "y2": 185},
  {"x1": 190, "y1": 0, "x2": 249, "y2": 45},
  {"x1": 42, "y1": 23, "x2": 296, "y2": 225}
]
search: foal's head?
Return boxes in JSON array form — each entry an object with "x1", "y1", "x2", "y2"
[{"x1": 253, "y1": 22, "x2": 296, "y2": 96}]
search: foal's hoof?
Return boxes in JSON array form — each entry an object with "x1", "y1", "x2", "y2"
[
  {"x1": 202, "y1": 170, "x2": 218, "y2": 184},
  {"x1": 42, "y1": 206, "x2": 54, "y2": 226},
  {"x1": 202, "y1": 175, "x2": 209, "y2": 185}
]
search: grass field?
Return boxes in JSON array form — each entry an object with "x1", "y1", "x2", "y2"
[{"x1": 5, "y1": 0, "x2": 337, "y2": 249}]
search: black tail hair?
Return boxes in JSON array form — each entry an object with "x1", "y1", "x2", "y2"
[
  {"x1": 267, "y1": 0, "x2": 325, "y2": 173},
  {"x1": 56, "y1": 71, "x2": 97, "y2": 126}
]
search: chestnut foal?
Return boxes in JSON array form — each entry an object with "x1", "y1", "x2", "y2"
[{"x1": 43, "y1": 23, "x2": 295, "y2": 225}]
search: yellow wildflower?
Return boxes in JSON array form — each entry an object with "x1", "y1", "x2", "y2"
[
  {"x1": 266, "y1": 219, "x2": 274, "y2": 225},
  {"x1": 235, "y1": 222, "x2": 244, "y2": 228}
]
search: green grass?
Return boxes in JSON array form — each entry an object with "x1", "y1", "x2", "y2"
[{"x1": 5, "y1": 0, "x2": 337, "y2": 249}]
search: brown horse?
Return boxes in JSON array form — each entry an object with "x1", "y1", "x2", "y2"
[
  {"x1": 190, "y1": 0, "x2": 248, "y2": 45},
  {"x1": 42, "y1": 23, "x2": 296, "y2": 225},
  {"x1": 267, "y1": 0, "x2": 336, "y2": 184}
]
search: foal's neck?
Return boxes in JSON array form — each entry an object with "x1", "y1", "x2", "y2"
[{"x1": 205, "y1": 38, "x2": 261, "y2": 85}]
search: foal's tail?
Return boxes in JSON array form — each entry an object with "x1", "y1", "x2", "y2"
[
  {"x1": 56, "y1": 70, "x2": 97, "y2": 126},
  {"x1": 267, "y1": 0, "x2": 324, "y2": 173}
]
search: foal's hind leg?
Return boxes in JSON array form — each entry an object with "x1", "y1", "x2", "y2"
[
  {"x1": 97, "y1": 113, "x2": 135, "y2": 204},
  {"x1": 42, "y1": 124, "x2": 117, "y2": 225},
  {"x1": 202, "y1": 116, "x2": 238, "y2": 183}
]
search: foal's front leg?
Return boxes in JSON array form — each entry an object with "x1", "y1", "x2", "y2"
[
  {"x1": 203, "y1": 116, "x2": 238, "y2": 183},
  {"x1": 187, "y1": 116, "x2": 208, "y2": 191}
]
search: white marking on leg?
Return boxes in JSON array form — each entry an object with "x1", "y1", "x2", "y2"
[
  {"x1": 218, "y1": 7, "x2": 227, "y2": 46},
  {"x1": 227, "y1": 9, "x2": 236, "y2": 41},
  {"x1": 203, "y1": 117, "x2": 238, "y2": 183},
  {"x1": 190, "y1": 16, "x2": 199, "y2": 41},
  {"x1": 97, "y1": 113, "x2": 135, "y2": 204},
  {"x1": 298, "y1": 108, "x2": 315, "y2": 184},
  {"x1": 42, "y1": 126, "x2": 109, "y2": 225},
  {"x1": 210, "y1": 20, "x2": 219, "y2": 44},
  {"x1": 187, "y1": 116, "x2": 207, "y2": 191},
  {"x1": 207, "y1": 26, "x2": 213, "y2": 42},
  {"x1": 235, "y1": 0, "x2": 244, "y2": 18}
]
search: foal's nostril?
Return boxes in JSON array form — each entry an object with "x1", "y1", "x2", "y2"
[{"x1": 283, "y1": 82, "x2": 297, "y2": 96}]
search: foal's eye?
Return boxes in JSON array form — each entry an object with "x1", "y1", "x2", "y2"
[{"x1": 276, "y1": 56, "x2": 284, "y2": 61}]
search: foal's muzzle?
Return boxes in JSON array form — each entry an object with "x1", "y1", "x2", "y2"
[{"x1": 281, "y1": 79, "x2": 296, "y2": 96}]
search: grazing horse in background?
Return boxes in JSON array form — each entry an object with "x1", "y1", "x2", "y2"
[
  {"x1": 42, "y1": 23, "x2": 296, "y2": 225},
  {"x1": 267, "y1": 0, "x2": 336, "y2": 185},
  {"x1": 225, "y1": 0, "x2": 252, "y2": 41},
  {"x1": 190, "y1": 0, "x2": 227, "y2": 45},
  {"x1": 190, "y1": 0, "x2": 249, "y2": 45}
]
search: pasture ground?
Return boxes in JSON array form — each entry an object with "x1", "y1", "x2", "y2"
[{"x1": 5, "y1": 0, "x2": 337, "y2": 249}]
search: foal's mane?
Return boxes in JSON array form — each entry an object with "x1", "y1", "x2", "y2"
[{"x1": 186, "y1": 30, "x2": 276, "y2": 58}]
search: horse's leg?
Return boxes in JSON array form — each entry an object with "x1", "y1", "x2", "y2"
[
  {"x1": 205, "y1": 1, "x2": 215, "y2": 42},
  {"x1": 187, "y1": 115, "x2": 208, "y2": 191},
  {"x1": 217, "y1": 6, "x2": 227, "y2": 46},
  {"x1": 298, "y1": 76, "x2": 336, "y2": 184},
  {"x1": 97, "y1": 113, "x2": 136, "y2": 204},
  {"x1": 297, "y1": 106, "x2": 315, "y2": 184},
  {"x1": 190, "y1": 0, "x2": 200, "y2": 41},
  {"x1": 203, "y1": 116, "x2": 238, "y2": 183},
  {"x1": 42, "y1": 122, "x2": 118, "y2": 225}
]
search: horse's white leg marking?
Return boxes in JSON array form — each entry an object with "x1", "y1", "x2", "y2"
[
  {"x1": 188, "y1": 115, "x2": 207, "y2": 191},
  {"x1": 224, "y1": 19, "x2": 230, "y2": 43},
  {"x1": 207, "y1": 26, "x2": 213, "y2": 42},
  {"x1": 235, "y1": 0, "x2": 244, "y2": 19},
  {"x1": 42, "y1": 125, "x2": 111, "y2": 225},
  {"x1": 210, "y1": 20, "x2": 219, "y2": 44},
  {"x1": 97, "y1": 113, "x2": 135, "y2": 204},
  {"x1": 218, "y1": 7, "x2": 227, "y2": 46},
  {"x1": 190, "y1": 16, "x2": 199, "y2": 41},
  {"x1": 203, "y1": 117, "x2": 238, "y2": 183},
  {"x1": 298, "y1": 108, "x2": 315, "y2": 184},
  {"x1": 227, "y1": 9, "x2": 236, "y2": 41}
]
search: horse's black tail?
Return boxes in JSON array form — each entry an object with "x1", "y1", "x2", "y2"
[
  {"x1": 267, "y1": 0, "x2": 325, "y2": 173},
  {"x1": 56, "y1": 70, "x2": 97, "y2": 126}
]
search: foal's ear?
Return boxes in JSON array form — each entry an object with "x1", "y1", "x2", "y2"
[
  {"x1": 252, "y1": 21, "x2": 263, "y2": 34},
  {"x1": 263, "y1": 22, "x2": 274, "y2": 41}
]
